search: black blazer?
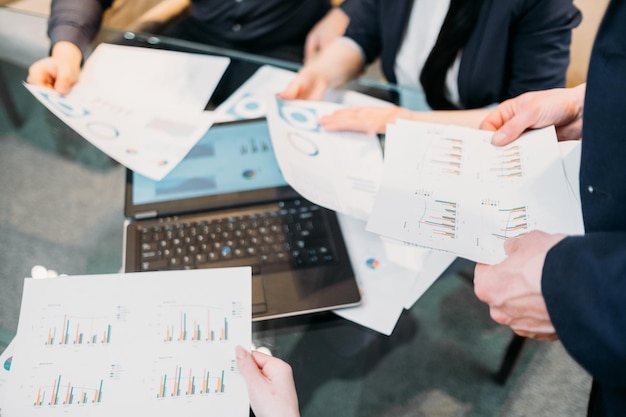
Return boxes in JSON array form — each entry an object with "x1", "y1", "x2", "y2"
[
  {"x1": 544, "y1": 0, "x2": 626, "y2": 415},
  {"x1": 344, "y1": 0, "x2": 581, "y2": 109}
]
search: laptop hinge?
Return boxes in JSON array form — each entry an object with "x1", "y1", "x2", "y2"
[{"x1": 135, "y1": 210, "x2": 158, "y2": 220}]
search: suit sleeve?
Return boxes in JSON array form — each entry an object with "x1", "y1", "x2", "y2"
[
  {"x1": 48, "y1": 0, "x2": 114, "y2": 57},
  {"x1": 543, "y1": 232, "x2": 626, "y2": 386},
  {"x1": 341, "y1": 0, "x2": 381, "y2": 65},
  {"x1": 505, "y1": 0, "x2": 581, "y2": 97}
]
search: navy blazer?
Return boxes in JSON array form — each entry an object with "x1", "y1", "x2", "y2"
[
  {"x1": 344, "y1": 0, "x2": 581, "y2": 109},
  {"x1": 544, "y1": 0, "x2": 626, "y2": 415}
]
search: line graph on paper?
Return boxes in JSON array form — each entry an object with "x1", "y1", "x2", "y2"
[
  {"x1": 490, "y1": 205, "x2": 529, "y2": 240},
  {"x1": 412, "y1": 190, "x2": 458, "y2": 240}
]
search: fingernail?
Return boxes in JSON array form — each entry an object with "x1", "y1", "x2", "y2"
[
  {"x1": 235, "y1": 345, "x2": 247, "y2": 359},
  {"x1": 492, "y1": 131, "x2": 507, "y2": 144}
]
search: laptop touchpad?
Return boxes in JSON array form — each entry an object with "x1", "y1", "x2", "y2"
[{"x1": 252, "y1": 276, "x2": 268, "y2": 314}]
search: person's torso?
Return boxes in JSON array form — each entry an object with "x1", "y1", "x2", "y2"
[
  {"x1": 189, "y1": 0, "x2": 331, "y2": 47},
  {"x1": 580, "y1": 0, "x2": 626, "y2": 234}
]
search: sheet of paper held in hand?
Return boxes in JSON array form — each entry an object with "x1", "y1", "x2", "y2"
[
  {"x1": 367, "y1": 120, "x2": 585, "y2": 265},
  {"x1": 3, "y1": 268, "x2": 251, "y2": 417},
  {"x1": 24, "y1": 43, "x2": 230, "y2": 180},
  {"x1": 266, "y1": 97, "x2": 385, "y2": 220}
]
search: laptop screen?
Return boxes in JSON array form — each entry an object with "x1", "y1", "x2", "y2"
[{"x1": 125, "y1": 118, "x2": 295, "y2": 217}]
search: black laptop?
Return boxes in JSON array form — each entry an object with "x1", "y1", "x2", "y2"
[{"x1": 122, "y1": 118, "x2": 361, "y2": 320}]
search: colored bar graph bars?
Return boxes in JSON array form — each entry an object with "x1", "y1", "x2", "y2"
[
  {"x1": 419, "y1": 200, "x2": 458, "y2": 239},
  {"x1": 493, "y1": 206, "x2": 528, "y2": 239},
  {"x1": 157, "y1": 367, "x2": 226, "y2": 398},
  {"x1": 34, "y1": 375, "x2": 103, "y2": 407},
  {"x1": 492, "y1": 146, "x2": 523, "y2": 178},
  {"x1": 45, "y1": 316, "x2": 112, "y2": 345},
  {"x1": 427, "y1": 137, "x2": 464, "y2": 176},
  {"x1": 165, "y1": 310, "x2": 229, "y2": 343}
]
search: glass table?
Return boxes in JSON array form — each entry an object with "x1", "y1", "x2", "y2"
[{"x1": 0, "y1": 11, "x2": 537, "y2": 416}]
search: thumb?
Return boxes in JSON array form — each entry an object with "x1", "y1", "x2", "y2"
[
  {"x1": 236, "y1": 345, "x2": 265, "y2": 386},
  {"x1": 490, "y1": 114, "x2": 532, "y2": 146},
  {"x1": 503, "y1": 236, "x2": 523, "y2": 255},
  {"x1": 304, "y1": 35, "x2": 318, "y2": 64},
  {"x1": 53, "y1": 65, "x2": 79, "y2": 95},
  {"x1": 279, "y1": 80, "x2": 301, "y2": 100}
]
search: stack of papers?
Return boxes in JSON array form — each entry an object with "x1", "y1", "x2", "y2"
[
  {"x1": 367, "y1": 120, "x2": 585, "y2": 264},
  {"x1": 265, "y1": 101, "x2": 584, "y2": 334}
]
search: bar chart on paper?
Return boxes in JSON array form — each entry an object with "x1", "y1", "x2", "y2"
[
  {"x1": 5, "y1": 269, "x2": 252, "y2": 417},
  {"x1": 160, "y1": 301, "x2": 245, "y2": 343},
  {"x1": 43, "y1": 314, "x2": 113, "y2": 346},
  {"x1": 33, "y1": 374, "x2": 104, "y2": 407},
  {"x1": 367, "y1": 121, "x2": 585, "y2": 264},
  {"x1": 156, "y1": 364, "x2": 233, "y2": 398},
  {"x1": 414, "y1": 193, "x2": 458, "y2": 240},
  {"x1": 422, "y1": 137, "x2": 464, "y2": 177}
]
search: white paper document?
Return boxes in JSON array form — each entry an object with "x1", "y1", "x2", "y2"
[
  {"x1": 333, "y1": 214, "x2": 419, "y2": 335},
  {"x1": 4, "y1": 268, "x2": 251, "y2": 417},
  {"x1": 215, "y1": 65, "x2": 296, "y2": 120},
  {"x1": 266, "y1": 97, "x2": 384, "y2": 220},
  {"x1": 367, "y1": 121, "x2": 585, "y2": 264},
  {"x1": 25, "y1": 44, "x2": 231, "y2": 180},
  {"x1": 215, "y1": 65, "x2": 394, "y2": 122}
]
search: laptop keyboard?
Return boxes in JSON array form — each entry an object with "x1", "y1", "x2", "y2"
[{"x1": 138, "y1": 199, "x2": 337, "y2": 272}]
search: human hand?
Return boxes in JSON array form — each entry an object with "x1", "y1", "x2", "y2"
[
  {"x1": 236, "y1": 345, "x2": 300, "y2": 417},
  {"x1": 473, "y1": 230, "x2": 567, "y2": 341},
  {"x1": 304, "y1": 7, "x2": 350, "y2": 63},
  {"x1": 319, "y1": 106, "x2": 410, "y2": 135},
  {"x1": 480, "y1": 84, "x2": 586, "y2": 146},
  {"x1": 279, "y1": 67, "x2": 329, "y2": 101},
  {"x1": 27, "y1": 41, "x2": 82, "y2": 95}
]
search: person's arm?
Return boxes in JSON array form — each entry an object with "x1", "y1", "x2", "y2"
[
  {"x1": 27, "y1": 0, "x2": 112, "y2": 93},
  {"x1": 543, "y1": 233, "x2": 626, "y2": 385},
  {"x1": 303, "y1": 6, "x2": 350, "y2": 63},
  {"x1": 48, "y1": 0, "x2": 112, "y2": 56},
  {"x1": 236, "y1": 346, "x2": 300, "y2": 417},
  {"x1": 319, "y1": 106, "x2": 491, "y2": 134},
  {"x1": 498, "y1": 0, "x2": 582, "y2": 99}
]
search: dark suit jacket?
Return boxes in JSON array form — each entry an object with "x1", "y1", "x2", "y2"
[
  {"x1": 48, "y1": 0, "x2": 339, "y2": 60},
  {"x1": 543, "y1": 1, "x2": 626, "y2": 415},
  {"x1": 344, "y1": 0, "x2": 581, "y2": 109}
]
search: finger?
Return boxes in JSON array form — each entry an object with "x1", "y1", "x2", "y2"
[
  {"x1": 53, "y1": 68, "x2": 77, "y2": 95},
  {"x1": 279, "y1": 81, "x2": 302, "y2": 100},
  {"x1": 250, "y1": 349, "x2": 274, "y2": 368},
  {"x1": 472, "y1": 262, "x2": 489, "y2": 300},
  {"x1": 236, "y1": 345, "x2": 266, "y2": 386},
  {"x1": 304, "y1": 36, "x2": 318, "y2": 64},
  {"x1": 489, "y1": 307, "x2": 512, "y2": 325},
  {"x1": 308, "y1": 82, "x2": 328, "y2": 101},
  {"x1": 27, "y1": 62, "x2": 55, "y2": 88},
  {"x1": 490, "y1": 112, "x2": 535, "y2": 146},
  {"x1": 503, "y1": 235, "x2": 522, "y2": 255},
  {"x1": 479, "y1": 110, "x2": 505, "y2": 132}
]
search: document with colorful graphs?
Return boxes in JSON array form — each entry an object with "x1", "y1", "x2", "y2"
[
  {"x1": 24, "y1": 44, "x2": 230, "y2": 181},
  {"x1": 3, "y1": 268, "x2": 251, "y2": 417},
  {"x1": 366, "y1": 120, "x2": 585, "y2": 264},
  {"x1": 266, "y1": 97, "x2": 384, "y2": 220}
]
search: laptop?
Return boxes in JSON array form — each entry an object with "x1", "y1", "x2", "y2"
[{"x1": 122, "y1": 118, "x2": 361, "y2": 320}]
